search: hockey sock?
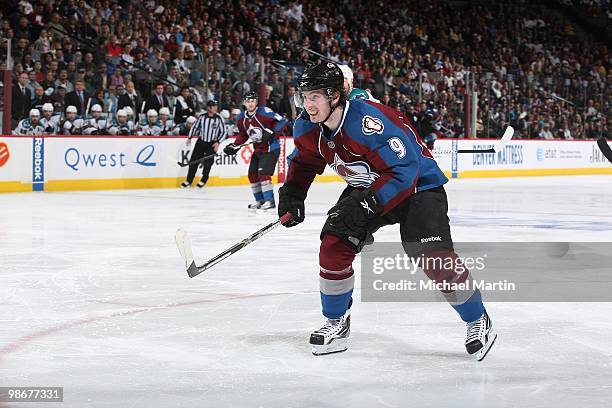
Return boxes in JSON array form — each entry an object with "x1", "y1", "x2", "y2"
[
  {"x1": 260, "y1": 176, "x2": 274, "y2": 202},
  {"x1": 319, "y1": 234, "x2": 357, "y2": 319},
  {"x1": 421, "y1": 248, "x2": 484, "y2": 322}
]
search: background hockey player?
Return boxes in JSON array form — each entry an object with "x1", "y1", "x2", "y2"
[
  {"x1": 277, "y1": 62, "x2": 496, "y2": 360},
  {"x1": 61, "y1": 105, "x2": 84, "y2": 135},
  {"x1": 13, "y1": 109, "x2": 45, "y2": 135},
  {"x1": 108, "y1": 109, "x2": 134, "y2": 135},
  {"x1": 223, "y1": 91, "x2": 288, "y2": 211},
  {"x1": 137, "y1": 109, "x2": 163, "y2": 136},
  {"x1": 158, "y1": 107, "x2": 176, "y2": 135},
  {"x1": 338, "y1": 64, "x2": 380, "y2": 102},
  {"x1": 181, "y1": 100, "x2": 227, "y2": 188},
  {"x1": 82, "y1": 104, "x2": 107, "y2": 135},
  {"x1": 40, "y1": 103, "x2": 60, "y2": 135},
  {"x1": 417, "y1": 103, "x2": 442, "y2": 150}
]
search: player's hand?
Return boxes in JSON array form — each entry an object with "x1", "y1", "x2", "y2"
[
  {"x1": 212, "y1": 142, "x2": 219, "y2": 152},
  {"x1": 223, "y1": 143, "x2": 239, "y2": 156},
  {"x1": 278, "y1": 184, "x2": 306, "y2": 227},
  {"x1": 186, "y1": 138, "x2": 192, "y2": 147},
  {"x1": 325, "y1": 188, "x2": 381, "y2": 240},
  {"x1": 262, "y1": 128, "x2": 274, "y2": 143}
]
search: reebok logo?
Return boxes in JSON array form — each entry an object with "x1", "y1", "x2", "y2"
[
  {"x1": 0, "y1": 142, "x2": 9, "y2": 167},
  {"x1": 361, "y1": 200, "x2": 374, "y2": 214},
  {"x1": 421, "y1": 236, "x2": 442, "y2": 243}
]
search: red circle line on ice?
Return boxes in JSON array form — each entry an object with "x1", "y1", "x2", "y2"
[{"x1": 0, "y1": 290, "x2": 316, "y2": 360}]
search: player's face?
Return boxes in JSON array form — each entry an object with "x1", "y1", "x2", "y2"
[
  {"x1": 92, "y1": 111, "x2": 101, "y2": 119},
  {"x1": 118, "y1": 115, "x2": 127, "y2": 124},
  {"x1": 67, "y1": 112, "x2": 76, "y2": 121},
  {"x1": 44, "y1": 111, "x2": 53, "y2": 119},
  {"x1": 302, "y1": 90, "x2": 330, "y2": 123},
  {"x1": 30, "y1": 115, "x2": 40, "y2": 125},
  {"x1": 148, "y1": 116, "x2": 157, "y2": 124},
  {"x1": 160, "y1": 114, "x2": 168, "y2": 122},
  {"x1": 244, "y1": 98, "x2": 257, "y2": 113}
]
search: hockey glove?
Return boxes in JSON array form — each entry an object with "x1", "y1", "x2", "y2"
[
  {"x1": 223, "y1": 143, "x2": 240, "y2": 156},
  {"x1": 278, "y1": 184, "x2": 306, "y2": 227},
  {"x1": 262, "y1": 128, "x2": 274, "y2": 143},
  {"x1": 325, "y1": 188, "x2": 382, "y2": 243}
]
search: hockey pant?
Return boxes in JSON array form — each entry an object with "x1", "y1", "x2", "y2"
[{"x1": 248, "y1": 150, "x2": 280, "y2": 203}]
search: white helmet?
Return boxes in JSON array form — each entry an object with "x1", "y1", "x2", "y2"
[
  {"x1": 220, "y1": 109, "x2": 230, "y2": 119},
  {"x1": 124, "y1": 106, "x2": 133, "y2": 117},
  {"x1": 186, "y1": 116, "x2": 197, "y2": 124},
  {"x1": 117, "y1": 109, "x2": 127, "y2": 117},
  {"x1": 147, "y1": 109, "x2": 158, "y2": 117},
  {"x1": 159, "y1": 107, "x2": 170, "y2": 116},
  {"x1": 338, "y1": 64, "x2": 353, "y2": 84},
  {"x1": 91, "y1": 104, "x2": 102, "y2": 112},
  {"x1": 66, "y1": 105, "x2": 77, "y2": 114},
  {"x1": 29, "y1": 108, "x2": 40, "y2": 117},
  {"x1": 42, "y1": 103, "x2": 54, "y2": 112}
]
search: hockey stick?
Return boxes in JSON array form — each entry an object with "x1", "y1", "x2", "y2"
[
  {"x1": 176, "y1": 142, "x2": 253, "y2": 167},
  {"x1": 456, "y1": 126, "x2": 514, "y2": 153},
  {"x1": 597, "y1": 137, "x2": 612, "y2": 164},
  {"x1": 175, "y1": 213, "x2": 293, "y2": 278}
]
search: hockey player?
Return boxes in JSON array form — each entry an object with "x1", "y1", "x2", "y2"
[
  {"x1": 108, "y1": 109, "x2": 134, "y2": 135},
  {"x1": 278, "y1": 62, "x2": 496, "y2": 360},
  {"x1": 176, "y1": 115, "x2": 197, "y2": 135},
  {"x1": 137, "y1": 109, "x2": 163, "y2": 136},
  {"x1": 417, "y1": 102, "x2": 442, "y2": 150},
  {"x1": 13, "y1": 109, "x2": 45, "y2": 135},
  {"x1": 40, "y1": 103, "x2": 61, "y2": 134},
  {"x1": 338, "y1": 64, "x2": 380, "y2": 102},
  {"x1": 82, "y1": 104, "x2": 107, "y2": 135},
  {"x1": 223, "y1": 91, "x2": 288, "y2": 210},
  {"x1": 158, "y1": 107, "x2": 177, "y2": 135},
  {"x1": 61, "y1": 105, "x2": 84, "y2": 135}
]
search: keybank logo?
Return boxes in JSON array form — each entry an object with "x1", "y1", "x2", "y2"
[
  {"x1": 0, "y1": 142, "x2": 9, "y2": 167},
  {"x1": 64, "y1": 144, "x2": 157, "y2": 171}
]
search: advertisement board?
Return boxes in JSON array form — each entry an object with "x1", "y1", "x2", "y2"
[{"x1": 0, "y1": 135, "x2": 610, "y2": 193}]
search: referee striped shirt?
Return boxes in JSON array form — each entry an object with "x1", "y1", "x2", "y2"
[{"x1": 189, "y1": 113, "x2": 227, "y2": 143}]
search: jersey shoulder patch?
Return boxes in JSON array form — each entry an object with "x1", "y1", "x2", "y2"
[{"x1": 293, "y1": 117, "x2": 317, "y2": 140}]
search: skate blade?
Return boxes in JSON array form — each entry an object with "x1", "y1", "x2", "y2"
[
  {"x1": 474, "y1": 330, "x2": 498, "y2": 361},
  {"x1": 311, "y1": 337, "x2": 349, "y2": 356},
  {"x1": 256, "y1": 208, "x2": 276, "y2": 215}
]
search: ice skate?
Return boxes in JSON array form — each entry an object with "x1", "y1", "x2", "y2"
[
  {"x1": 180, "y1": 181, "x2": 190, "y2": 188},
  {"x1": 310, "y1": 301, "x2": 351, "y2": 356},
  {"x1": 196, "y1": 181, "x2": 205, "y2": 188},
  {"x1": 465, "y1": 309, "x2": 497, "y2": 361},
  {"x1": 248, "y1": 201, "x2": 264, "y2": 211},
  {"x1": 256, "y1": 200, "x2": 276, "y2": 213}
]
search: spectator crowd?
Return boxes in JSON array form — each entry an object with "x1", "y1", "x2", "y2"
[{"x1": 1, "y1": 0, "x2": 609, "y2": 140}]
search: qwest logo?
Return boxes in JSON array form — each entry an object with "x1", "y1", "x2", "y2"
[
  {"x1": 64, "y1": 145, "x2": 156, "y2": 171},
  {"x1": 0, "y1": 142, "x2": 9, "y2": 167}
]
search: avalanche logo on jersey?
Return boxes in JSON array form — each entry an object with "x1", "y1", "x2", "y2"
[
  {"x1": 330, "y1": 153, "x2": 379, "y2": 188},
  {"x1": 247, "y1": 124, "x2": 263, "y2": 142},
  {"x1": 362, "y1": 115, "x2": 384, "y2": 135}
]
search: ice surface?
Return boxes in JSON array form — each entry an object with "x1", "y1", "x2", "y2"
[{"x1": 1, "y1": 176, "x2": 612, "y2": 408}]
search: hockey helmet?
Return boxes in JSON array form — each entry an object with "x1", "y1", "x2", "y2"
[
  {"x1": 159, "y1": 107, "x2": 170, "y2": 116},
  {"x1": 29, "y1": 108, "x2": 40, "y2": 117},
  {"x1": 220, "y1": 109, "x2": 230, "y2": 119},
  {"x1": 186, "y1": 116, "x2": 197, "y2": 124},
  {"x1": 91, "y1": 104, "x2": 102, "y2": 112},
  {"x1": 243, "y1": 91, "x2": 258, "y2": 101},
  {"x1": 124, "y1": 106, "x2": 133, "y2": 117},
  {"x1": 42, "y1": 103, "x2": 54, "y2": 112},
  {"x1": 147, "y1": 109, "x2": 158, "y2": 117},
  {"x1": 206, "y1": 99, "x2": 219, "y2": 107},
  {"x1": 117, "y1": 109, "x2": 127, "y2": 117},
  {"x1": 338, "y1": 64, "x2": 353, "y2": 83},
  {"x1": 66, "y1": 105, "x2": 78, "y2": 114}
]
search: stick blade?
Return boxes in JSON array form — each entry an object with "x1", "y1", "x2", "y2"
[
  {"x1": 494, "y1": 126, "x2": 514, "y2": 152},
  {"x1": 597, "y1": 138, "x2": 612, "y2": 163},
  {"x1": 175, "y1": 229, "x2": 198, "y2": 278}
]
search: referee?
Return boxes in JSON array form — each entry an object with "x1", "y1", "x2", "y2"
[{"x1": 181, "y1": 100, "x2": 227, "y2": 188}]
